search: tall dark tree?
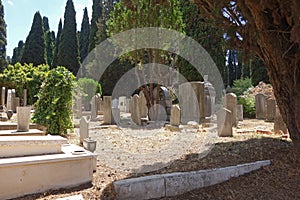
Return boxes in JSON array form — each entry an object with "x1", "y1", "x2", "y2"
[
  {"x1": 11, "y1": 40, "x2": 24, "y2": 64},
  {"x1": 89, "y1": 0, "x2": 103, "y2": 52},
  {"x1": 45, "y1": 31, "x2": 55, "y2": 67},
  {"x1": 52, "y1": 19, "x2": 62, "y2": 67},
  {"x1": 79, "y1": 7, "x2": 90, "y2": 63},
  {"x1": 194, "y1": 0, "x2": 300, "y2": 141},
  {"x1": 21, "y1": 12, "x2": 46, "y2": 65},
  {"x1": 56, "y1": 0, "x2": 80, "y2": 75},
  {"x1": 42, "y1": 16, "x2": 50, "y2": 32},
  {"x1": 0, "y1": 0, "x2": 7, "y2": 70}
]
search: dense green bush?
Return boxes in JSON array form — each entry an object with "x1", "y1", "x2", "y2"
[
  {"x1": 232, "y1": 78, "x2": 253, "y2": 96},
  {"x1": 238, "y1": 95, "x2": 256, "y2": 118},
  {"x1": 33, "y1": 66, "x2": 75, "y2": 135},
  {"x1": 77, "y1": 78, "x2": 101, "y2": 108}
]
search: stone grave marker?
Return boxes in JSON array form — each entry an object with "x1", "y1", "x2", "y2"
[
  {"x1": 118, "y1": 96, "x2": 127, "y2": 112},
  {"x1": 103, "y1": 96, "x2": 112, "y2": 124},
  {"x1": 112, "y1": 98, "x2": 119, "y2": 108},
  {"x1": 130, "y1": 94, "x2": 141, "y2": 125},
  {"x1": 236, "y1": 104, "x2": 243, "y2": 121},
  {"x1": 1, "y1": 87, "x2": 5, "y2": 106},
  {"x1": 224, "y1": 93, "x2": 237, "y2": 126},
  {"x1": 274, "y1": 107, "x2": 288, "y2": 135},
  {"x1": 13, "y1": 97, "x2": 20, "y2": 113},
  {"x1": 265, "y1": 99, "x2": 276, "y2": 122},
  {"x1": 216, "y1": 108, "x2": 232, "y2": 137},
  {"x1": 79, "y1": 116, "x2": 89, "y2": 144},
  {"x1": 255, "y1": 93, "x2": 266, "y2": 119},
  {"x1": 170, "y1": 105, "x2": 181, "y2": 126},
  {"x1": 112, "y1": 107, "x2": 121, "y2": 124},
  {"x1": 6, "y1": 89, "x2": 12, "y2": 111},
  {"x1": 17, "y1": 106, "x2": 31, "y2": 132},
  {"x1": 139, "y1": 91, "x2": 148, "y2": 118},
  {"x1": 91, "y1": 95, "x2": 97, "y2": 121}
]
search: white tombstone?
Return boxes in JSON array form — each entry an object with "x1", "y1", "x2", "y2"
[
  {"x1": 17, "y1": 106, "x2": 31, "y2": 132},
  {"x1": 217, "y1": 108, "x2": 233, "y2": 137},
  {"x1": 79, "y1": 116, "x2": 89, "y2": 144}
]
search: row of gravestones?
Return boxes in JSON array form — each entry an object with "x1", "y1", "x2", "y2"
[{"x1": 0, "y1": 87, "x2": 28, "y2": 112}]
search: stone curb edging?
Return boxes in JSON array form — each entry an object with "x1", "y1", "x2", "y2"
[{"x1": 113, "y1": 160, "x2": 271, "y2": 200}]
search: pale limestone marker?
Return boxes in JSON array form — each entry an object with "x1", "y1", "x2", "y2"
[
  {"x1": 11, "y1": 89, "x2": 16, "y2": 112},
  {"x1": 103, "y1": 96, "x2": 112, "y2": 124},
  {"x1": 6, "y1": 89, "x2": 12, "y2": 111},
  {"x1": 224, "y1": 93, "x2": 237, "y2": 126},
  {"x1": 112, "y1": 107, "x2": 121, "y2": 124},
  {"x1": 130, "y1": 94, "x2": 141, "y2": 125},
  {"x1": 91, "y1": 95, "x2": 97, "y2": 121},
  {"x1": 79, "y1": 116, "x2": 89, "y2": 144},
  {"x1": 217, "y1": 108, "x2": 232, "y2": 137},
  {"x1": 118, "y1": 96, "x2": 127, "y2": 112},
  {"x1": 255, "y1": 93, "x2": 266, "y2": 119},
  {"x1": 274, "y1": 107, "x2": 288, "y2": 134},
  {"x1": 139, "y1": 91, "x2": 148, "y2": 118},
  {"x1": 1, "y1": 87, "x2": 5, "y2": 106},
  {"x1": 23, "y1": 89, "x2": 27, "y2": 106},
  {"x1": 17, "y1": 106, "x2": 31, "y2": 132},
  {"x1": 170, "y1": 105, "x2": 181, "y2": 126},
  {"x1": 237, "y1": 104, "x2": 243, "y2": 121},
  {"x1": 265, "y1": 99, "x2": 276, "y2": 122}
]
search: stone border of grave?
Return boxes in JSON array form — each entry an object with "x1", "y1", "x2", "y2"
[{"x1": 114, "y1": 160, "x2": 271, "y2": 200}]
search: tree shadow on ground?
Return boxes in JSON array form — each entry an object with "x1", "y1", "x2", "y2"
[{"x1": 100, "y1": 136, "x2": 300, "y2": 199}]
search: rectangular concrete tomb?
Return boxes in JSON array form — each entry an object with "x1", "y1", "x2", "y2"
[
  {"x1": 0, "y1": 144, "x2": 95, "y2": 200},
  {"x1": 0, "y1": 135, "x2": 68, "y2": 158}
]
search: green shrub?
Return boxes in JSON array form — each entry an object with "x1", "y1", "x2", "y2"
[
  {"x1": 238, "y1": 95, "x2": 255, "y2": 118},
  {"x1": 33, "y1": 66, "x2": 75, "y2": 135},
  {"x1": 232, "y1": 78, "x2": 253, "y2": 96},
  {"x1": 77, "y1": 78, "x2": 101, "y2": 108}
]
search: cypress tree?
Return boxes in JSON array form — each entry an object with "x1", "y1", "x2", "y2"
[
  {"x1": 43, "y1": 16, "x2": 50, "y2": 32},
  {"x1": 21, "y1": 11, "x2": 46, "y2": 65},
  {"x1": 89, "y1": 0, "x2": 103, "y2": 52},
  {"x1": 57, "y1": 0, "x2": 80, "y2": 75},
  {"x1": 45, "y1": 30, "x2": 55, "y2": 67},
  {"x1": 11, "y1": 40, "x2": 24, "y2": 64},
  {"x1": 79, "y1": 7, "x2": 90, "y2": 63},
  {"x1": 52, "y1": 19, "x2": 62, "y2": 67},
  {"x1": 0, "y1": 0, "x2": 7, "y2": 70}
]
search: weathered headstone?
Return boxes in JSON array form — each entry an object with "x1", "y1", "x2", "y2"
[
  {"x1": 265, "y1": 99, "x2": 276, "y2": 122},
  {"x1": 17, "y1": 106, "x2": 31, "y2": 132},
  {"x1": 170, "y1": 105, "x2": 181, "y2": 126},
  {"x1": 6, "y1": 89, "x2": 12, "y2": 111},
  {"x1": 13, "y1": 97, "x2": 20, "y2": 113},
  {"x1": 1, "y1": 87, "x2": 5, "y2": 106},
  {"x1": 130, "y1": 94, "x2": 141, "y2": 125},
  {"x1": 11, "y1": 89, "x2": 16, "y2": 112},
  {"x1": 224, "y1": 93, "x2": 237, "y2": 126},
  {"x1": 91, "y1": 96, "x2": 97, "y2": 121},
  {"x1": 23, "y1": 89, "x2": 27, "y2": 106},
  {"x1": 76, "y1": 95, "x2": 82, "y2": 119},
  {"x1": 179, "y1": 82, "x2": 202, "y2": 123},
  {"x1": 139, "y1": 91, "x2": 148, "y2": 118},
  {"x1": 79, "y1": 116, "x2": 89, "y2": 144},
  {"x1": 255, "y1": 93, "x2": 266, "y2": 119},
  {"x1": 236, "y1": 104, "x2": 243, "y2": 121},
  {"x1": 112, "y1": 107, "x2": 121, "y2": 124},
  {"x1": 274, "y1": 107, "x2": 288, "y2": 135},
  {"x1": 216, "y1": 108, "x2": 233, "y2": 137},
  {"x1": 103, "y1": 96, "x2": 112, "y2": 124},
  {"x1": 118, "y1": 96, "x2": 127, "y2": 112}
]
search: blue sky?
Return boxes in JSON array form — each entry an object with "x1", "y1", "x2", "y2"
[{"x1": 3, "y1": 0, "x2": 93, "y2": 57}]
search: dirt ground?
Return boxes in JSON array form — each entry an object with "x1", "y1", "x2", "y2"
[{"x1": 13, "y1": 119, "x2": 300, "y2": 200}]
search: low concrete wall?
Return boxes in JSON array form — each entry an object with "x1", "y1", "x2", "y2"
[
  {"x1": 114, "y1": 160, "x2": 271, "y2": 200},
  {"x1": 0, "y1": 144, "x2": 95, "y2": 199}
]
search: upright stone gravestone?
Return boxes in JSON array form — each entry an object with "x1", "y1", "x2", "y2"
[
  {"x1": 179, "y1": 82, "x2": 202, "y2": 123},
  {"x1": 17, "y1": 106, "x2": 31, "y2": 132},
  {"x1": 112, "y1": 107, "x2": 121, "y2": 124},
  {"x1": 130, "y1": 94, "x2": 141, "y2": 125},
  {"x1": 139, "y1": 91, "x2": 148, "y2": 118},
  {"x1": 1, "y1": 87, "x2": 5, "y2": 106},
  {"x1": 103, "y1": 96, "x2": 112, "y2": 124},
  {"x1": 255, "y1": 93, "x2": 266, "y2": 119},
  {"x1": 6, "y1": 89, "x2": 12, "y2": 111},
  {"x1": 11, "y1": 89, "x2": 16, "y2": 112},
  {"x1": 79, "y1": 116, "x2": 89, "y2": 144},
  {"x1": 236, "y1": 104, "x2": 243, "y2": 121},
  {"x1": 91, "y1": 96, "x2": 97, "y2": 121},
  {"x1": 13, "y1": 97, "x2": 20, "y2": 113},
  {"x1": 265, "y1": 99, "x2": 276, "y2": 122},
  {"x1": 274, "y1": 107, "x2": 288, "y2": 135},
  {"x1": 216, "y1": 108, "x2": 232, "y2": 137},
  {"x1": 224, "y1": 93, "x2": 237, "y2": 126},
  {"x1": 170, "y1": 105, "x2": 181, "y2": 126},
  {"x1": 118, "y1": 96, "x2": 127, "y2": 112}
]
